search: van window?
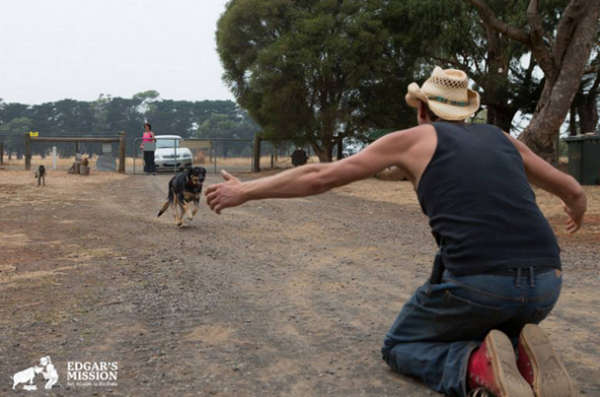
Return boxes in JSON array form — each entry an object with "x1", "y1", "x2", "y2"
[{"x1": 156, "y1": 138, "x2": 181, "y2": 149}]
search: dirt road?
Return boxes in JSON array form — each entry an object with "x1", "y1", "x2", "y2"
[{"x1": 1, "y1": 170, "x2": 598, "y2": 396}]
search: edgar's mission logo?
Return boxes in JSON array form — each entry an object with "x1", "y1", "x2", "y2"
[{"x1": 11, "y1": 356, "x2": 59, "y2": 391}]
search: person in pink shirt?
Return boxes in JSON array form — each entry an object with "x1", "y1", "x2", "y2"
[{"x1": 140, "y1": 122, "x2": 156, "y2": 174}]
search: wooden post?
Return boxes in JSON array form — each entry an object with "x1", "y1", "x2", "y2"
[
  {"x1": 213, "y1": 145, "x2": 217, "y2": 174},
  {"x1": 252, "y1": 134, "x2": 261, "y2": 172},
  {"x1": 118, "y1": 131, "x2": 126, "y2": 173},
  {"x1": 24, "y1": 133, "x2": 31, "y2": 170},
  {"x1": 0, "y1": 142, "x2": 3, "y2": 165}
]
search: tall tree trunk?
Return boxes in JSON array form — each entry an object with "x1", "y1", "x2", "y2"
[
  {"x1": 578, "y1": 96, "x2": 599, "y2": 133},
  {"x1": 518, "y1": 0, "x2": 600, "y2": 164},
  {"x1": 487, "y1": 104, "x2": 517, "y2": 132},
  {"x1": 468, "y1": 0, "x2": 600, "y2": 163},
  {"x1": 310, "y1": 141, "x2": 333, "y2": 162},
  {"x1": 577, "y1": 71, "x2": 600, "y2": 133},
  {"x1": 569, "y1": 102, "x2": 578, "y2": 136},
  {"x1": 336, "y1": 137, "x2": 344, "y2": 160},
  {"x1": 484, "y1": 26, "x2": 515, "y2": 132}
]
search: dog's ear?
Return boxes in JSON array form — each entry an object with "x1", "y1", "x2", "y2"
[{"x1": 184, "y1": 167, "x2": 192, "y2": 182}]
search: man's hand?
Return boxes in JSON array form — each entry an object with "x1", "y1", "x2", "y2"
[
  {"x1": 563, "y1": 196, "x2": 586, "y2": 234},
  {"x1": 205, "y1": 170, "x2": 247, "y2": 214}
]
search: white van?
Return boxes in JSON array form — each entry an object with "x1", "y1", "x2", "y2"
[{"x1": 154, "y1": 135, "x2": 193, "y2": 171}]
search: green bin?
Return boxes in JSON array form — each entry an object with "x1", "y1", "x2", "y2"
[{"x1": 563, "y1": 134, "x2": 600, "y2": 185}]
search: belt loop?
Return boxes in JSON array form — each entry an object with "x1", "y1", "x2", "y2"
[
  {"x1": 515, "y1": 267, "x2": 521, "y2": 288},
  {"x1": 529, "y1": 266, "x2": 535, "y2": 287}
]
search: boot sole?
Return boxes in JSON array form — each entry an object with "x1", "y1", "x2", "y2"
[
  {"x1": 519, "y1": 324, "x2": 577, "y2": 397},
  {"x1": 486, "y1": 330, "x2": 534, "y2": 397}
]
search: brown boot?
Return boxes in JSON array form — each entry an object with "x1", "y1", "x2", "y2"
[
  {"x1": 517, "y1": 324, "x2": 577, "y2": 397},
  {"x1": 468, "y1": 330, "x2": 534, "y2": 397}
]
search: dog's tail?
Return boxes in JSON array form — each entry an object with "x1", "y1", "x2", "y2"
[
  {"x1": 157, "y1": 188, "x2": 174, "y2": 217},
  {"x1": 157, "y1": 201, "x2": 170, "y2": 217}
]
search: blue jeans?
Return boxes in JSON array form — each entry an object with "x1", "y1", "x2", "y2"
[{"x1": 381, "y1": 267, "x2": 562, "y2": 397}]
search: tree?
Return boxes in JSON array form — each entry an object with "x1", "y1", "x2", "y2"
[
  {"x1": 383, "y1": 1, "x2": 569, "y2": 133},
  {"x1": 570, "y1": 49, "x2": 599, "y2": 135},
  {"x1": 217, "y1": 0, "x2": 416, "y2": 161},
  {"x1": 0, "y1": 117, "x2": 32, "y2": 158},
  {"x1": 467, "y1": 0, "x2": 600, "y2": 163},
  {"x1": 0, "y1": 95, "x2": 259, "y2": 157}
]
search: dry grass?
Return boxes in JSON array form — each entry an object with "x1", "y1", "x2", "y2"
[
  {"x1": 333, "y1": 178, "x2": 599, "y2": 243},
  {"x1": 2, "y1": 154, "x2": 321, "y2": 172},
  {"x1": 0, "y1": 169, "x2": 127, "y2": 188},
  {"x1": 197, "y1": 155, "x2": 319, "y2": 168}
]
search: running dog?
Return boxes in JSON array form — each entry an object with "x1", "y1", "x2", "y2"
[
  {"x1": 157, "y1": 166, "x2": 207, "y2": 227},
  {"x1": 34, "y1": 165, "x2": 46, "y2": 186}
]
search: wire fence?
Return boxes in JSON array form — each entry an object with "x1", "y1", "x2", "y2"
[
  {"x1": 0, "y1": 132, "x2": 321, "y2": 175},
  {"x1": 1, "y1": 133, "x2": 123, "y2": 172},
  {"x1": 132, "y1": 136, "x2": 319, "y2": 175},
  {"x1": 132, "y1": 137, "x2": 257, "y2": 175}
]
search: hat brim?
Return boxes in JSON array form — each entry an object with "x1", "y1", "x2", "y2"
[{"x1": 405, "y1": 83, "x2": 480, "y2": 121}]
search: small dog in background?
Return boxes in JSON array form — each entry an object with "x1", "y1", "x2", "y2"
[
  {"x1": 34, "y1": 165, "x2": 46, "y2": 186},
  {"x1": 157, "y1": 166, "x2": 207, "y2": 227}
]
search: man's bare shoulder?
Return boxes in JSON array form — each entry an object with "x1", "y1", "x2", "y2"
[
  {"x1": 374, "y1": 124, "x2": 437, "y2": 187},
  {"x1": 380, "y1": 124, "x2": 436, "y2": 151}
]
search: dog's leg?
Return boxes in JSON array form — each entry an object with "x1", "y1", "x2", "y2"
[
  {"x1": 174, "y1": 195, "x2": 183, "y2": 227},
  {"x1": 186, "y1": 201, "x2": 194, "y2": 220},
  {"x1": 179, "y1": 201, "x2": 187, "y2": 224},
  {"x1": 192, "y1": 199, "x2": 199, "y2": 217},
  {"x1": 42, "y1": 175, "x2": 45, "y2": 186}
]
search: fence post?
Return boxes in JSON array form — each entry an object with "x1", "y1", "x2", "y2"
[
  {"x1": 252, "y1": 135, "x2": 261, "y2": 172},
  {"x1": 118, "y1": 131, "x2": 126, "y2": 173},
  {"x1": 52, "y1": 146, "x2": 57, "y2": 170},
  {"x1": 24, "y1": 133, "x2": 31, "y2": 170},
  {"x1": 0, "y1": 142, "x2": 3, "y2": 165}
]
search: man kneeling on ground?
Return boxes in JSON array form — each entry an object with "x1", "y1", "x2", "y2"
[{"x1": 205, "y1": 66, "x2": 586, "y2": 397}]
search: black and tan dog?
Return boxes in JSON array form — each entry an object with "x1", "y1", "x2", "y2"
[
  {"x1": 35, "y1": 165, "x2": 46, "y2": 186},
  {"x1": 157, "y1": 166, "x2": 207, "y2": 227}
]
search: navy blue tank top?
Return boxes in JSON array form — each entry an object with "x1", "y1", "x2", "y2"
[{"x1": 417, "y1": 122, "x2": 561, "y2": 276}]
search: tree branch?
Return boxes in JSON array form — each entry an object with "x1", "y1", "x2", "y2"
[
  {"x1": 553, "y1": 0, "x2": 590, "y2": 67},
  {"x1": 525, "y1": 0, "x2": 556, "y2": 79},
  {"x1": 465, "y1": 0, "x2": 530, "y2": 44}
]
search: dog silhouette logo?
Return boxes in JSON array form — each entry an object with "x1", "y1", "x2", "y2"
[{"x1": 11, "y1": 356, "x2": 59, "y2": 391}]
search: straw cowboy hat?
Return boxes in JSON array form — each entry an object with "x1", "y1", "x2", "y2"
[{"x1": 405, "y1": 66, "x2": 480, "y2": 121}]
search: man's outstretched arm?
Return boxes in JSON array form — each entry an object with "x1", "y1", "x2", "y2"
[
  {"x1": 507, "y1": 134, "x2": 587, "y2": 233},
  {"x1": 205, "y1": 127, "x2": 422, "y2": 214}
]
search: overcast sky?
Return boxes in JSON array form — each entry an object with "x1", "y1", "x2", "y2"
[{"x1": 0, "y1": 0, "x2": 233, "y2": 105}]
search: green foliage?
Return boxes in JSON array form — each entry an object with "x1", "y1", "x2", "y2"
[
  {"x1": 0, "y1": 93, "x2": 257, "y2": 157},
  {"x1": 217, "y1": 0, "x2": 416, "y2": 161},
  {"x1": 0, "y1": 116, "x2": 33, "y2": 155},
  {"x1": 217, "y1": 0, "x2": 584, "y2": 149}
]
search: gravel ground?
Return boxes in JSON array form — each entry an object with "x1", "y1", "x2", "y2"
[{"x1": 0, "y1": 170, "x2": 598, "y2": 396}]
